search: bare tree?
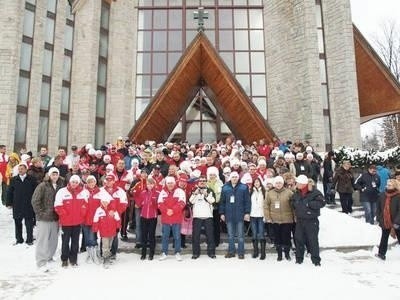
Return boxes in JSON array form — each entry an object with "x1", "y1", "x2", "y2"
[{"x1": 373, "y1": 20, "x2": 400, "y2": 148}]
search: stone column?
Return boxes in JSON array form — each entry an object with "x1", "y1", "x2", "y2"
[
  {"x1": 264, "y1": 0, "x2": 325, "y2": 151},
  {"x1": 25, "y1": 0, "x2": 46, "y2": 153},
  {"x1": 105, "y1": 0, "x2": 137, "y2": 142},
  {"x1": 322, "y1": 0, "x2": 361, "y2": 148},
  {"x1": 68, "y1": 0, "x2": 101, "y2": 147},
  {"x1": 0, "y1": 0, "x2": 24, "y2": 149}
]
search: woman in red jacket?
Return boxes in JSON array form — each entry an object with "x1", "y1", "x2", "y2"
[
  {"x1": 135, "y1": 177, "x2": 159, "y2": 260},
  {"x1": 82, "y1": 175, "x2": 101, "y2": 263},
  {"x1": 54, "y1": 175, "x2": 89, "y2": 267}
]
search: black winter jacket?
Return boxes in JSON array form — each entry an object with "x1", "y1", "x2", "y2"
[
  {"x1": 355, "y1": 172, "x2": 380, "y2": 202},
  {"x1": 376, "y1": 192, "x2": 400, "y2": 228},
  {"x1": 291, "y1": 188, "x2": 325, "y2": 220},
  {"x1": 6, "y1": 175, "x2": 38, "y2": 219}
]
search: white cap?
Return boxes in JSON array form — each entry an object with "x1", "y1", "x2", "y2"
[
  {"x1": 21, "y1": 154, "x2": 30, "y2": 162},
  {"x1": 48, "y1": 167, "x2": 60, "y2": 175},
  {"x1": 273, "y1": 176, "x2": 285, "y2": 186},
  {"x1": 69, "y1": 175, "x2": 81, "y2": 183},
  {"x1": 306, "y1": 146, "x2": 313, "y2": 153},
  {"x1": 296, "y1": 152, "x2": 304, "y2": 159},
  {"x1": 296, "y1": 175, "x2": 308, "y2": 185}
]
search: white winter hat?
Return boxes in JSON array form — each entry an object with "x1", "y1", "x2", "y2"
[
  {"x1": 86, "y1": 175, "x2": 97, "y2": 183},
  {"x1": 103, "y1": 155, "x2": 111, "y2": 162},
  {"x1": 273, "y1": 176, "x2": 285, "y2": 186},
  {"x1": 207, "y1": 166, "x2": 219, "y2": 177},
  {"x1": 296, "y1": 175, "x2": 309, "y2": 185},
  {"x1": 48, "y1": 167, "x2": 60, "y2": 175},
  {"x1": 296, "y1": 152, "x2": 304, "y2": 159},
  {"x1": 21, "y1": 154, "x2": 30, "y2": 162},
  {"x1": 165, "y1": 176, "x2": 176, "y2": 184},
  {"x1": 69, "y1": 175, "x2": 81, "y2": 183},
  {"x1": 306, "y1": 146, "x2": 313, "y2": 153},
  {"x1": 88, "y1": 148, "x2": 96, "y2": 156}
]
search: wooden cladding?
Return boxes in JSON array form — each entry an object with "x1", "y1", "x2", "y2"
[
  {"x1": 354, "y1": 26, "x2": 400, "y2": 123},
  {"x1": 129, "y1": 33, "x2": 275, "y2": 144}
]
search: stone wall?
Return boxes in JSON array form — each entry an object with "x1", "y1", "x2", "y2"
[
  {"x1": 322, "y1": 0, "x2": 361, "y2": 148},
  {"x1": 68, "y1": 0, "x2": 101, "y2": 147},
  {"x1": 264, "y1": 0, "x2": 325, "y2": 151},
  {"x1": 106, "y1": 0, "x2": 137, "y2": 142},
  {"x1": 0, "y1": 0, "x2": 24, "y2": 149}
]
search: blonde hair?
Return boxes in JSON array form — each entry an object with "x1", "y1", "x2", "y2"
[{"x1": 387, "y1": 179, "x2": 400, "y2": 191}]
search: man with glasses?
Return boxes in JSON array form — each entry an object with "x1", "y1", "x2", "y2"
[
  {"x1": 189, "y1": 175, "x2": 216, "y2": 259},
  {"x1": 219, "y1": 171, "x2": 251, "y2": 259}
]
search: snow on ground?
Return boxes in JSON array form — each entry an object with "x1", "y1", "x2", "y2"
[{"x1": 1, "y1": 205, "x2": 399, "y2": 300}]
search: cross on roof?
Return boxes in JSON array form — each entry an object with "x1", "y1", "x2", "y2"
[{"x1": 193, "y1": 7, "x2": 209, "y2": 32}]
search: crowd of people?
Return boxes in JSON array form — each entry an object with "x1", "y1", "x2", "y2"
[{"x1": 0, "y1": 135, "x2": 399, "y2": 271}]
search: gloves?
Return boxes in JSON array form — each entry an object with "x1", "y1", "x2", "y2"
[{"x1": 393, "y1": 224, "x2": 399, "y2": 230}]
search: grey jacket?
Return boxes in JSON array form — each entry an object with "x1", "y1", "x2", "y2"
[{"x1": 31, "y1": 177, "x2": 65, "y2": 222}]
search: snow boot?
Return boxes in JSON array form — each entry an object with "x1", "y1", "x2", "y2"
[
  {"x1": 260, "y1": 239, "x2": 266, "y2": 260},
  {"x1": 252, "y1": 240, "x2": 259, "y2": 258},
  {"x1": 276, "y1": 245, "x2": 283, "y2": 261},
  {"x1": 283, "y1": 246, "x2": 291, "y2": 261}
]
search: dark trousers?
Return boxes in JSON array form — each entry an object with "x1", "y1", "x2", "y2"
[
  {"x1": 111, "y1": 230, "x2": 119, "y2": 255},
  {"x1": 271, "y1": 223, "x2": 293, "y2": 248},
  {"x1": 120, "y1": 202, "x2": 132, "y2": 237},
  {"x1": 192, "y1": 218, "x2": 215, "y2": 256},
  {"x1": 140, "y1": 217, "x2": 157, "y2": 254},
  {"x1": 14, "y1": 217, "x2": 34, "y2": 243},
  {"x1": 323, "y1": 181, "x2": 334, "y2": 203},
  {"x1": 1, "y1": 182, "x2": 7, "y2": 206},
  {"x1": 295, "y1": 219, "x2": 320, "y2": 264},
  {"x1": 61, "y1": 225, "x2": 81, "y2": 263},
  {"x1": 339, "y1": 192, "x2": 353, "y2": 213},
  {"x1": 213, "y1": 209, "x2": 221, "y2": 246},
  {"x1": 378, "y1": 228, "x2": 400, "y2": 256}
]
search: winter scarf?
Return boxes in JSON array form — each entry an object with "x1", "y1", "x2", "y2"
[{"x1": 383, "y1": 190, "x2": 398, "y2": 229}]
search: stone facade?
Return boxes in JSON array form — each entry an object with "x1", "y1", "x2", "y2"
[
  {"x1": 322, "y1": 0, "x2": 361, "y2": 148},
  {"x1": 0, "y1": 0, "x2": 24, "y2": 148},
  {"x1": 0, "y1": 0, "x2": 363, "y2": 153},
  {"x1": 68, "y1": 0, "x2": 101, "y2": 148},
  {"x1": 105, "y1": 0, "x2": 137, "y2": 142}
]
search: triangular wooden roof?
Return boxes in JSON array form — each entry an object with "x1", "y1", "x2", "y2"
[
  {"x1": 128, "y1": 32, "x2": 275, "y2": 144},
  {"x1": 354, "y1": 25, "x2": 400, "y2": 123}
]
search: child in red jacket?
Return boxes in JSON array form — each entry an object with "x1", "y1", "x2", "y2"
[{"x1": 92, "y1": 197, "x2": 121, "y2": 267}]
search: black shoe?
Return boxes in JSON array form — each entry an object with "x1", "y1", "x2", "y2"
[
  {"x1": 121, "y1": 235, "x2": 128, "y2": 241},
  {"x1": 135, "y1": 244, "x2": 142, "y2": 249},
  {"x1": 110, "y1": 254, "x2": 116, "y2": 260},
  {"x1": 148, "y1": 255, "x2": 154, "y2": 261},
  {"x1": 14, "y1": 240, "x2": 24, "y2": 245},
  {"x1": 238, "y1": 254, "x2": 245, "y2": 259},
  {"x1": 225, "y1": 253, "x2": 235, "y2": 258},
  {"x1": 313, "y1": 262, "x2": 321, "y2": 266},
  {"x1": 26, "y1": 241, "x2": 33, "y2": 246},
  {"x1": 140, "y1": 255, "x2": 146, "y2": 260},
  {"x1": 208, "y1": 255, "x2": 216, "y2": 259},
  {"x1": 80, "y1": 248, "x2": 86, "y2": 253},
  {"x1": 70, "y1": 262, "x2": 78, "y2": 267},
  {"x1": 295, "y1": 258, "x2": 303, "y2": 264},
  {"x1": 375, "y1": 253, "x2": 386, "y2": 261},
  {"x1": 191, "y1": 255, "x2": 199, "y2": 260},
  {"x1": 62, "y1": 261, "x2": 68, "y2": 268},
  {"x1": 181, "y1": 244, "x2": 187, "y2": 249}
]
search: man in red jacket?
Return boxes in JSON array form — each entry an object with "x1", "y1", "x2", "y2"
[
  {"x1": 54, "y1": 175, "x2": 89, "y2": 267},
  {"x1": 158, "y1": 176, "x2": 186, "y2": 261}
]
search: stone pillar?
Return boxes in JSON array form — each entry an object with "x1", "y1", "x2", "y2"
[
  {"x1": 69, "y1": 0, "x2": 101, "y2": 147},
  {"x1": 322, "y1": 0, "x2": 361, "y2": 148},
  {"x1": 25, "y1": 0, "x2": 46, "y2": 153},
  {"x1": 46, "y1": 2, "x2": 67, "y2": 155},
  {"x1": 105, "y1": 0, "x2": 137, "y2": 142},
  {"x1": 264, "y1": 0, "x2": 325, "y2": 151},
  {"x1": 0, "y1": 0, "x2": 24, "y2": 149}
]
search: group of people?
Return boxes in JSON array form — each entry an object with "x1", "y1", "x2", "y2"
[{"x1": 1, "y1": 136, "x2": 399, "y2": 271}]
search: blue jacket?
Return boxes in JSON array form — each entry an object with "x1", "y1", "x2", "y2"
[
  {"x1": 376, "y1": 166, "x2": 390, "y2": 193},
  {"x1": 219, "y1": 182, "x2": 251, "y2": 223}
]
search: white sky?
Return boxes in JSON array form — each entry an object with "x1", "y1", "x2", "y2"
[{"x1": 350, "y1": 0, "x2": 400, "y2": 137}]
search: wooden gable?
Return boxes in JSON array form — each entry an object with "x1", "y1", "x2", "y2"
[
  {"x1": 354, "y1": 26, "x2": 400, "y2": 123},
  {"x1": 128, "y1": 33, "x2": 275, "y2": 144}
]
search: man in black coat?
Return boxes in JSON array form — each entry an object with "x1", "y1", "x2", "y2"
[
  {"x1": 291, "y1": 175, "x2": 325, "y2": 266},
  {"x1": 355, "y1": 164, "x2": 381, "y2": 225},
  {"x1": 6, "y1": 162, "x2": 38, "y2": 245}
]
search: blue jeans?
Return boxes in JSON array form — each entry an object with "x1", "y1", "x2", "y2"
[
  {"x1": 226, "y1": 221, "x2": 245, "y2": 255},
  {"x1": 250, "y1": 217, "x2": 265, "y2": 240},
  {"x1": 82, "y1": 225, "x2": 97, "y2": 247},
  {"x1": 161, "y1": 224, "x2": 181, "y2": 254},
  {"x1": 362, "y1": 201, "x2": 377, "y2": 225}
]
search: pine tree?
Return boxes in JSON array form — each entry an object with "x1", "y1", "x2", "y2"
[{"x1": 381, "y1": 115, "x2": 400, "y2": 148}]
